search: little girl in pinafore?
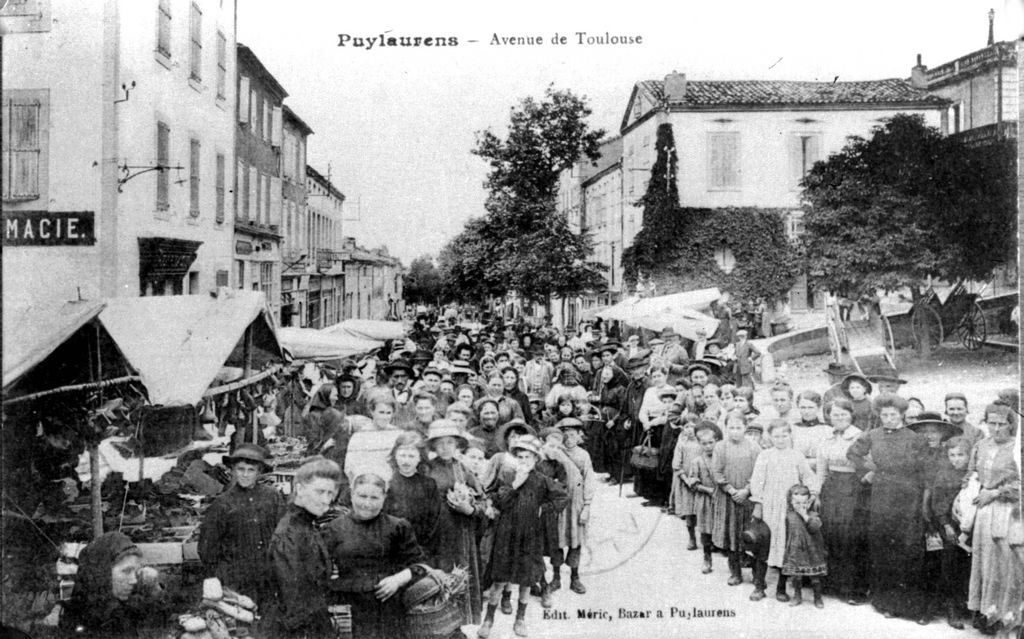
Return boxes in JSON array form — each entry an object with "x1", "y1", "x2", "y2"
[
  {"x1": 689, "y1": 421, "x2": 723, "y2": 574},
  {"x1": 671, "y1": 419, "x2": 702, "y2": 550},
  {"x1": 781, "y1": 483, "x2": 828, "y2": 608}
]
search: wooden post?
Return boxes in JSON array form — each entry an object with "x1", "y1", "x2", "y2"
[
  {"x1": 243, "y1": 326, "x2": 256, "y2": 444},
  {"x1": 91, "y1": 323, "x2": 104, "y2": 539},
  {"x1": 90, "y1": 444, "x2": 103, "y2": 538}
]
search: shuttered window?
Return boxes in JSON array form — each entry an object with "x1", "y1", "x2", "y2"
[
  {"x1": 236, "y1": 159, "x2": 247, "y2": 221},
  {"x1": 2, "y1": 98, "x2": 42, "y2": 201},
  {"x1": 790, "y1": 133, "x2": 821, "y2": 187},
  {"x1": 157, "y1": 0, "x2": 171, "y2": 57},
  {"x1": 189, "y1": 138, "x2": 200, "y2": 217},
  {"x1": 189, "y1": 3, "x2": 202, "y2": 81},
  {"x1": 708, "y1": 132, "x2": 740, "y2": 190},
  {"x1": 156, "y1": 121, "x2": 170, "y2": 210},
  {"x1": 215, "y1": 152, "x2": 225, "y2": 223},
  {"x1": 216, "y1": 32, "x2": 227, "y2": 99}
]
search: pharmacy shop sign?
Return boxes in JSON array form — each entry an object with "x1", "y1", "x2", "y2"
[{"x1": 3, "y1": 211, "x2": 96, "y2": 246}]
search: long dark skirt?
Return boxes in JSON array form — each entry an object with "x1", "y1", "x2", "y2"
[
  {"x1": 584, "y1": 418, "x2": 607, "y2": 474},
  {"x1": 866, "y1": 473, "x2": 928, "y2": 618},
  {"x1": 820, "y1": 472, "x2": 868, "y2": 598},
  {"x1": 336, "y1": 590, "x2": 408, "y2": 639}
]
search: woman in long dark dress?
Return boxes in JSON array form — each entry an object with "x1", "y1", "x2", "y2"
[
  {"x1": 424, "y1": 420, "x2": 487, "y2": 626},
  {"x1": 324, "y1": 473, "x2": 428, "y2": 639},
  {"x1": 815, "y1": 399, "x2": 868, "y2": 604},
  {"x1": 846, "y1": 393, "x2": 930, "y2": 621},
  {"x1": 384, "y1": 432, "x2": 441, "y2": 556}
]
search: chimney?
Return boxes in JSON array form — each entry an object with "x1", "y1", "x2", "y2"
[
  {"x1": 910, "y1": 53, "x2": 928, "y2": 89},
  {"x1": 988, "y1": 8, "x2": 995, "y2": 46},
  {"x1": 664, "y1": 71, "x2": 687, "y2": 102}
]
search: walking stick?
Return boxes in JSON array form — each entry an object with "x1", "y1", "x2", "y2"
[{"x1": 618, "y1": 422, "x2": 627, "y2": 498}]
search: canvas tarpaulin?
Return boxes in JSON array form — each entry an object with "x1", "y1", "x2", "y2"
[
  {"x1": 278, "y1": 327, "x2": 382, "y2": 362},
  {"x1": 3, "y1": 299, "x2": 107, "y2": 390},
  {"x1": 596, "y1": 288, "x2": 722, "y2": 341},
  {"x1": 98, "y1": 291, "x2": 282, "y2": 406},
  {"x1": 321, "y1": 318, "x2": 406, "y2": 342}
]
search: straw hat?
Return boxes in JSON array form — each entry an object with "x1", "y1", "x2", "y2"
[{"x1": 425, "y1": 419, "x2": 469, "y2": 446}]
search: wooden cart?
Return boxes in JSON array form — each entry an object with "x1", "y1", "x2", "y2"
[{"x1": 910, "y1": 281, "x2": 988, "y2": 352}]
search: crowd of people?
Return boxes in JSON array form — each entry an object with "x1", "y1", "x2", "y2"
[{"x1": 58, "y1": 313, "x2": 1022, "y2": 639}]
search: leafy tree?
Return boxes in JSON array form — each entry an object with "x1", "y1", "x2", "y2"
[
  {"x1": 801, "y1": 114, "x2": 1016, "y2": 299},
  {"x1": 437, "y1": 217, "x2": 503, "y2": 304},
  {"x1": 442, "y1": 85, "x2": 608, "y2": 310},
  {"x1": 622, "y1": 123, "x2": 683, "y2": 282},
  {"x1": 474, "y1": 85, "x2": 606, "y2": 205},
  {"x1": 402, "y1": 255, "x2": 443, "y2": 305}
]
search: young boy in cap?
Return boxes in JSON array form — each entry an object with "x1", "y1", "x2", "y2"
[
  {"x1": 553, "y1": 418, "x2": 596, "y2": 596},
  {"x1": 198, "y1": 443, "x2": 285, "y2": 609}
]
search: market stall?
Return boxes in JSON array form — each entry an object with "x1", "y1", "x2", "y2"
[
  {"x1": 595, "y1": 288, "x2": 722, "y2": 341},
  {"x1": 321, "y1": 317, "x2": 407, "y2": 342},
  {"x1": 278, "y1": 326, "x2": 382, "y2": 362}
]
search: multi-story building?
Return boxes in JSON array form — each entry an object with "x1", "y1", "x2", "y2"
[
  {"x1": 915, "y1": 24, "x2": 1018, "y2": 293},
  {"x1": 233, "y1": 43, "x2": 285, "y2": 321},
  {"x1": 278, "y1": 107, "x2": 314, "y2": 327},
  {"x1": 556, "y1": 72, "x2": 947, "y2": 320},
  {"x1": 340, "y1": 238, "x2": 404, "y2": 321},
  {"x1": 2, "y1": 0, "x2": 237, "y2": 307},
  {"x1": 552, "y1": 137, "x2": 623, "y2": 329},
  {"x1": 302, "y1": 165, "x2": 346, "y2": 328}
]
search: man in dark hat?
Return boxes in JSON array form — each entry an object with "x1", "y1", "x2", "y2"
[
  {"x1": 732, "y1": 329, "x2": 761, "y2": 389},
  {"x1": 660, "y1": 328, "x2": 690, "y2": 386},
  {"x1": 198, "y1": 444, "x2": 285, "y2": 608},
  {"x1": 613, "y1": 353, "x2": 651, "y2": 487},
  {"x1": 523, "y1": 343, "x2": 555, "y2": 398},
  {"x1": 382, "y1": 358, "x2": 417, "y2": 424}
]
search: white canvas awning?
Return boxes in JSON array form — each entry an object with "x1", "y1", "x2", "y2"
[
  {"x1": 3, "y1": 299, "x2": 107, "y2": 390},
  {"x1": 595, "y1": 288, "x2": 722, "y2": 340},
  {"x1": 99, "y1": 291, "x2": 282, "y2": 406},
  {"x1": 278, "y1": 327, "x2": 382, "y2": 362},
  {"x1": 321, "y1": 319, "x2": 406, "y2": 342}
]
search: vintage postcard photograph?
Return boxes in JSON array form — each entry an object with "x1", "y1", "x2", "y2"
[{"x1": 1, "y1": 1, "x2": 1021, "y2": 638}]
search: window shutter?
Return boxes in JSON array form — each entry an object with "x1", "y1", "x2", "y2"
[
  {"x1": 271, "y1": 106, "x2": 282, "y2": 147},
  {"x1": 789, "y1": 135, "x2": 803, "y2": 187},
  {"x1": 236, "y1": 159, "x2": 246, "y2": 220},
  {"x1": 248, "y1": 166, "x2": 258, "y2": 223},
  {"x1": 806, "y1": 135, "x2": 821, "y2": 171},
  {"x1": 238, "y1": 76, "x2": 250, "y2": 123},
  {"x1": 270, "y1": 176, "x2": 282, "y2": 228}
]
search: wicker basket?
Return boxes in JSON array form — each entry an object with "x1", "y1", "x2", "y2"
[{"x1": 406, "y1": 597, "x2": 463, "y2": 638}]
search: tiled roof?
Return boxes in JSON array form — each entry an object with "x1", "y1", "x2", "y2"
[
  {"x1": 579, "y1": 137, "x2": 622, "y2": 182},
  {"x1": 637, "y1": 78, "x2": 947, "y2": 107}
]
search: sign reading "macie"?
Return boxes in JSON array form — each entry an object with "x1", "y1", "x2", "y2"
[{"x1": 3, "y1": 211, "x2": 96, "y2": 246}]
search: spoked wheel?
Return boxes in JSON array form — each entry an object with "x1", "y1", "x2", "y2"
[
  {"x1": 911, "y1": 303, "x2": 944, "y2": 352},
  {"x1": 955, "y1": 302, "x2": 987, "y2": 350}
]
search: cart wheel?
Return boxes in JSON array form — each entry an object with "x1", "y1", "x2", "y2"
[
  {"x1": 955, "y1": 302, "x2": 987, "y2": 350},
  {"x1": 881, "y1": 315, "x2": 898, "y2": 369},
  {"x1": 910, "y1": 304, "x2": 943, "y2": 352}
]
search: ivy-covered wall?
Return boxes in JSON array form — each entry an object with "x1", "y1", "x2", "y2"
[{"x1": 625, "y1": 207, "x2": 803, "y2": 304}]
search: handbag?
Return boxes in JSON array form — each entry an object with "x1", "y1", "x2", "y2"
[{"x1": 630, "y1": 431, "x2": 659, "y2": 471}]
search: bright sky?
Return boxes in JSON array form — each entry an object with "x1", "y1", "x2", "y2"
[{"x1": 237, "y1": 0, "x2": 1021, "y2": 264}]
